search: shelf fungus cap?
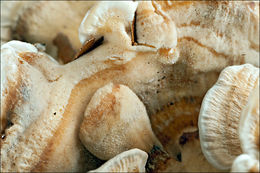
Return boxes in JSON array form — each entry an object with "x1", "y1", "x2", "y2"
[
  {"x1": 231, "y1": 154, "x2": 259, "y2": 173},
  {"x1": 88, "y1": 148, "x2": 148, "y2": 172},
  {"x1": 135, "y1": 2, "x2": 179, "y2": 64},
  {"x1": 198, "y1": 64, "x2": 259, "y2": 170},
  {"x1": 239, "y1": 80, "x2": 259, "y2": 160},
  {"x1": 79, "y1": 83, "x2": 158, "y2": 160},
  {"x1": 78, "y1": 1, "x2": 138, "y2": 44},
  {"x1": 1, "y1": 41, "x2": 38, "y2": 133}
]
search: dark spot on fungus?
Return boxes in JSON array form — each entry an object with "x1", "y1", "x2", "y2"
[{"x1": 176, "y1": 152, "x2": 182, "y2": 162}]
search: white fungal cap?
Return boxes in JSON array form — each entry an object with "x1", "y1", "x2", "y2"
[
  {"x1": 231, "y1": 154, "x2": 259, "y2": 173},
  {"x1": 239, "y1": 80, "x2": 259, "y2": 160},
  {"x1": 78, "y1": 1, "x2": 138, "y2": 44},
  {"x1": 88, "y1": 148, "x2": 148, "y2": 173},
  {"x1": 198, "y1": 64, "x2": 259, "y2": 170},
  {"x1": 79, "y1": 83, "x2": 159, "y2": 160}
]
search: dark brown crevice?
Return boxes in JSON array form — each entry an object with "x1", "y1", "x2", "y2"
[
  {"x1": 53, "y1": 33, "x2": 77, "y2": 64},
  {"x1": 73, "y1": 37, "x2": 104, "y2": 61},
  {"x1": 179, "y1": 130, "x2": 199, "y2": 146},
  {"x1": 131, "y1": 10, "x2": 156, "y2": 48},
  {"x1": 131, "y1": 11, "x2": 138, "y2": 46},
  {"x1": 1, "y1": 112, "x2": 15, "y2": 140}
]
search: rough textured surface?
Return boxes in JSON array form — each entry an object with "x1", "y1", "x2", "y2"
[
  {"x1": 239, "y1": 81, "x2": 259, "y2": 160},
  {"x1": 1, "y1": 1, "x2": 259, "y2": 172},
  {"x1": 89, "y1": 149, "x2": 148, "y2": 172},
  {"x1": 79, "y1": 83, "x2": 158, "y2": 160},
  {"x1": 198, "y1": 64, "x2": 259, "y2": 170}
]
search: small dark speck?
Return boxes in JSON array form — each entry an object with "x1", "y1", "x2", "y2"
[
  {"x1": 54, "y1": 112, "x2": 56, "y2": 115},
  {"x1": 162, "y1": 76, "x2": 166, "y2": 80},
  {"x1": 1, "y1": 134, "x2": 5, "y2": 139},
  {"x1": 156, "y1": 90, "x2": 160, "y2": 94},
  {"x1": 179, "y1": 134, "x2": 188, "y2": 145},
  {"x1": 157, "y1": 71, "x2": 160, "y2": 74},
  {"x1": 148, "y1": 62, "x2": 150, "y2": 64},
  {"x1": 176, "y1": 152, "x2": 182, "y2": 162},
  {"x1": 170, "y1": 102, "x2": 174, "y2": 105}
]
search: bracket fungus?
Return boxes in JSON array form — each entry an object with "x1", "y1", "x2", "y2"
[
  {"x1": 78, "y1": 1, "x2": 138, "y2": 46},
  {"x1": 78, "y1": 1, "x2": 180, "y2": 65},
  {"x1": 239, "y1": 81, "x2": 259, "y2": 161},
  {"x1": 79, "y1": 83, "x2": 160, "y2": 160},
  {"x1": 89, "y1": 148, "x2": 148, "y2": 172},
  {"x1": 230, "y1": 81, "x2": 260, "y2": 173},
  {"x1": 198, "y1": 64, "x2": 259, "y2": 170},
  {"x1": 1, "y1": 1, "x2": 260, "y2": 172},
  {"x1": 135, "y1": 1, "x2": 179, "y2": 64}
]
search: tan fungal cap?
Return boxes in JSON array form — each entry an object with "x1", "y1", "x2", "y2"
[
  {"x1": 88, "y1": 148, "x2": 148, "y2": 173},
  {"x1": 239, "y1": 80, "x2": 259, "y2": 160},
  {"x1": 231, "y1": 154, "x2": 259, "y2": 173},
  {"x1": 198, "y1": 64, "x2": 259, "y2": 170},
  {"x1": 78, "y1": 1, "x2": 138, "y2": 45},
  {"x1": 79, "y1": 83, "x2": 159, "y2": 160},
  {"x1": 135, "y1": 2, "x2": 179, "y2": 64}
]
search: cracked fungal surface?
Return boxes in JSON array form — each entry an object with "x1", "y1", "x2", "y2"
[{"x1": 1, "y1": 1, "x2": 259, "y2": 172}]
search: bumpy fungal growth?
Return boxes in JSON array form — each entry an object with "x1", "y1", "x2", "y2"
[{"x1": 79, "y1": 83, "x2": 160, "y2": 160}]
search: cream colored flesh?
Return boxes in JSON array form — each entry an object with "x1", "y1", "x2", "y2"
[
  {"x1": 1, "y1": 1, "x2": 259, "y2": 172},
  {"x1": 79, "y1": 83, "x2": 158, "y2": 160},
  {"x1": 88, "y1": 149, "x2": 148, "y2": 172}
]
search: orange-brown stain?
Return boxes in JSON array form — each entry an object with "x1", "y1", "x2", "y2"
[
  {"x1": 1, "y1": 69, "x2": 23, "y2": 136},
  {"x1": 249, "y1": 164, "x2": 259, "y2": 173},
  {"x1": 81, "y1": 84, "x2": 121, "y2": 131},
  {"x1": 18, "y1": 52, "x2": 38, "y2": 65}
]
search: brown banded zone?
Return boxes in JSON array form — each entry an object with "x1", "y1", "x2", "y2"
[
  {"x1": 2, "y1": 2, "x2": 259, "y2": 169},
  {"x1": 153, "y1": 1, "x2": 259, "y2": 71},
  {"x1": 1, "y1": 51, "x2": 221, "y2": 171},
  {"x1": 0, "y1": 52, "x2": 58, "y2": 171},
  {"x1": 150, "y1": 96, "x2": 202, "y2": 150},
  {"x1": 1, "y1": 69, "x2": 22, "y2": 135}
]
